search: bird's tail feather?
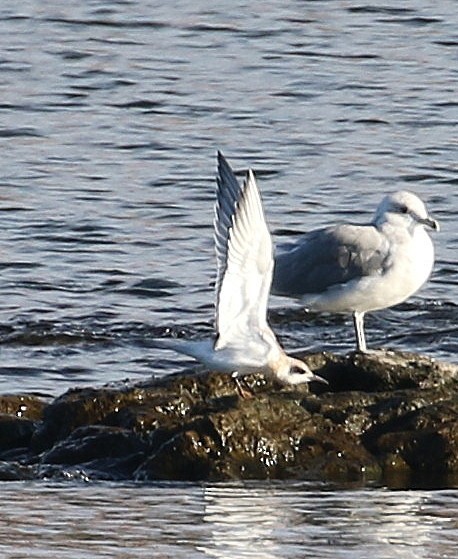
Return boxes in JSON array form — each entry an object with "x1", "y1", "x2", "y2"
[{"x1": 151, "y1": 338, "x2": 212, "y2": 361}]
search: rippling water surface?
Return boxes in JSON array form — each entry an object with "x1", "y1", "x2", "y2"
[
  {"x1": 1, "y1": 481, "x2": 457, "y2": 558},
  {"x1": 0, "y1": 0, "x2": 457, "y2": 555}
]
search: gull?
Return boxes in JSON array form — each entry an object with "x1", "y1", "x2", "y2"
[
  {"x1": 152, "y1": 152, "x2": 325, "y2": 393},
  {"x1": 272, "y1": 191, "x2": 439, "y2": 352}
]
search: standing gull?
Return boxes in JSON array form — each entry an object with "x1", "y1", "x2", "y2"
[
  {"x1": 272, "y1": 192, "x2": 439, "y2": 352},
  {"x1": 152, "y1": 152, "x2": 325, "y2": 391},
  {"x1": 216, "y1": 157, "x2": 439, "y2": 352}
]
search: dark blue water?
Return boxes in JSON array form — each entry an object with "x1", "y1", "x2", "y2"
[{"x1": 0, "y1": 1, "x2": 456, "y2": 555}]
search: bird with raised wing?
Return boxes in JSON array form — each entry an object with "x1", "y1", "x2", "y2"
[{"x1": 152, "y1": 152, "x2": 325, "y2": 392}]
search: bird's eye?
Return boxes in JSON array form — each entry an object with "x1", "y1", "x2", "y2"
[{"x1": 399, "y1": 205, "x2": 409, "y2": 214}]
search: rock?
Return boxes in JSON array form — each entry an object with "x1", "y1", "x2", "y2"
[
  {"x1": 0, "y1": 461, "x2": 36, "y2": 481},
  {"x1": 134, "y1": 392, "x2": 381, "y2": 482},
  {"x1": 0, "y1": 394, "x2": 47, "y2": 453},
  {"x1": 0, "y1": 394, "x2": 48, "y2": 421},
  {"x1": 41, "y1": 425, "x2": 148, "y2": 465},
  {"x1": 366, "y1": 399, "x2": 458, "y2": 474},
  {"x1": 304, "y1": 350, "x2": 457, "y2": 392},
  {"x1": 31, "y1": 370, "x2": 239, "y2": 451},
  {"x1": 39, "y1": 425, "x2": 150, "y2": 480},
  {"x1": 0, "y1": 414, "x2": 37, "y2": 451},
  {"x1": 1, "y1": 350, "x2": 457, "y2": 486}
]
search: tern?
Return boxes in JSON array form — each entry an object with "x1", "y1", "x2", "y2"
[{"x1": 152, "y1": 152, "x2": 325, "y2": 393}]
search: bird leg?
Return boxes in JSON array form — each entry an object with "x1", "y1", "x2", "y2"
[
  {"x1": 353, "y1": 311, "x2": 367, "y2": 353},
  {"x1": 231, "y1": 371, "x2": 255, "y2": 399}
]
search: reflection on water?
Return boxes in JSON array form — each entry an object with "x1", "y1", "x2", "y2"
[
  {"x1": 199, "y1": 483, "x2": 458, "y2": 559},
  {"x1": 0, "y1": 482, "x2": 456, "y2": 558},
  {"x1": 200, "y1": 484, "x2": 285, "y2": 559}
]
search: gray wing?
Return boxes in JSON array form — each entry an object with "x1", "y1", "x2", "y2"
[
  {"x1": 214, "y1": 159, "x2": 273, "y2": 347},
  {"x1": 214, "y1": 151, "x2": 243, "y2": 303},
  {"x1": 272, "y1": 223, "x2": 390, "y2": 297}
]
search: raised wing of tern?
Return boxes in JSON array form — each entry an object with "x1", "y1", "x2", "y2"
[{"x1": 214, "y1": 152, "x2": 274, "y2": 350}]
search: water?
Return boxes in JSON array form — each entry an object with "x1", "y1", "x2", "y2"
[
  {"x1": 0, "y1": 481, "x2": 456, "y2": 558},
  {"x1": 0, "y1": 0, "x2": 457, "y2": 555},
  {"x1": 0, "y1": 0, "x2": 457, "y2": 396}
]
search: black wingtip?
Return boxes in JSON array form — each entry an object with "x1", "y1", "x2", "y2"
[{"x1": 217, "y1": 150, "x2": 229, "y2": 168}]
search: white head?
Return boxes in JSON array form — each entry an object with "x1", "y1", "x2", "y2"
[
  {"x1": 273, "y1": 355, "x2": 327, "y2": 386},
  {"x1": 373, "y1": 191, "x2": 439, "y2": 232}
]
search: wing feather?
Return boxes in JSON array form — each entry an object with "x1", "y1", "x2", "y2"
[
  {"x1": 214, "y1": 155, "x2": 273, "y2": 348},
  {"x1": 214, "y1": 152, "x2": 243, "y2": 301},
  {"x1": 272, "y1": 224, "x2": 390, "y2": 296}
]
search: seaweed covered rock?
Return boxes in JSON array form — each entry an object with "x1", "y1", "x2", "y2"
[
  {"x1": 0, "y1": 394, "x2": 48, "y2": 454},
  {"x1": 0, "y1": 393, "x2": 48, "y2": 421},
  {"x1": 1, "y1": 350, "x2": 457, "y2": 486}
]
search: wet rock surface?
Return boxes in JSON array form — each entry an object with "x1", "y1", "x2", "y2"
[{"x1": 0, "y1": 350, "x2": 457, "y2": 487}]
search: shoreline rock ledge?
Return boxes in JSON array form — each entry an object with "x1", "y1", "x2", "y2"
[{"x1": 0, "y1": 350, "x2": 457, "y2": 487}]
